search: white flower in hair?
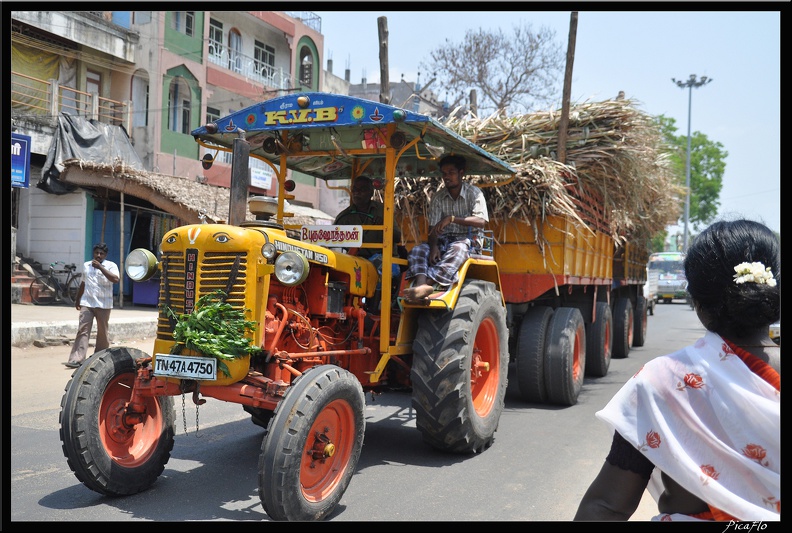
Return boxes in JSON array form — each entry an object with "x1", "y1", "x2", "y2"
[{"x1": 733, "y1": 261, "x2": 777, "y2": 287}]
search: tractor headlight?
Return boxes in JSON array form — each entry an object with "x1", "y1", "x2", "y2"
[
  {"x1": 274, "y1": 251, "x2": 309, "y2": 286},
  {"x1": 125, "y1": 248, "x2": 159, "y2": 281},
  {"x1": 262, "y1": 242, "x2": 277, "y2": 260}
]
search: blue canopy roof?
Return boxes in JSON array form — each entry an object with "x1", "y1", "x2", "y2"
[{"x1": 191, "y1": 92, "x2": 515, "y2": 182}]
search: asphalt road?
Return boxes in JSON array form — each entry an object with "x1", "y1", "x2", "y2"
[{"x1": 9, "y1": 300, "x2": 703, "y2": 523}]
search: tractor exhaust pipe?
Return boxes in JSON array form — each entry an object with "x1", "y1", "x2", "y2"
[{"x1": 229, "y1": 130, "x2": 249, "y2": 226}]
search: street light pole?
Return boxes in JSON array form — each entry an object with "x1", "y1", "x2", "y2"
[{"x1": 672, "y1": 74, "x2": 712, "y2": 252}]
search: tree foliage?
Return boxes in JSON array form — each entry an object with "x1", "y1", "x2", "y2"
[
  {"x1": 421, "y1": 22, "x2": 564, "y2": 115},
  {"x1": 655, "y1": 115, "x2": 727, "y2": 233}
]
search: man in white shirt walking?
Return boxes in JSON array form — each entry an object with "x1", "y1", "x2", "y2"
[{"x1": 64, "y1": 242, "x2": 120, "y2": 368}]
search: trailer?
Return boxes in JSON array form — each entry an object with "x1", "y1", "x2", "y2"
[
  {"x1": 400, "y1": 210, "x2": 648, "y2": 406},
  {"x1": 397, "y1": 99, "x2": 666, "y2": 406}
]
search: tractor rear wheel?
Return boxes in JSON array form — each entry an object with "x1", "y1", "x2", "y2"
[
  {"x1": 59, "y1": 347, "x2": 175, "y2": 496},
  {"x1": 411, "y1": 280, "x2": 509, "y2": 453},
  {"x1": 258, "y1": 365, "x2": 365, "y2": 521}
]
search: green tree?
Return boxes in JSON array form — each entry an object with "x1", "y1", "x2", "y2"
[
  {"x1": 656, "y1": 115, "x2": 727, "y2": 231},
  {"x1": 649, "y1": 233, "x2": 667, "y2": 254},
  {"x1": 420, "y1": 22, "x2": 564, "y2": 115}
]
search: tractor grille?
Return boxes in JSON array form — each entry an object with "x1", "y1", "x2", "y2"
[{"x1": 157, "y1": 250, "x2": 249, "y2": 340}]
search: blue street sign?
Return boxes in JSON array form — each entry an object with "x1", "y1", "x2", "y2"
[{"x1": 11, "y1": 132, "x2": 32, "y2": 188}]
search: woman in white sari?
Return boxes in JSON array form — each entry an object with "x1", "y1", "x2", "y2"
[{"x1": 574, "y1": 219, "x2": 780, "y2": 522}]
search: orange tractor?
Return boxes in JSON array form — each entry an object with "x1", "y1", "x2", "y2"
[
  {"x1": 59, "y1": 93, "x2": 515, "y2": 521},
  {"x1": 60, "y1": 92, "x2": 649, "y2": 520}
]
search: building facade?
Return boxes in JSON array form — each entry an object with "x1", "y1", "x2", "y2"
[
  {"x1": 9, "y1": 10, "x2": 450, "y2": 304},
  {"x1": 10, "y1": 10, "x2": 338, "y2": 302}
]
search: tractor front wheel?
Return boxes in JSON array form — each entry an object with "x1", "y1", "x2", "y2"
[
  {"x1": 59, "y1": 347, "x2": 175, "y2": 496},
  {"x1": 258, "y1": 365, "x2": 365, "y2": 521}
]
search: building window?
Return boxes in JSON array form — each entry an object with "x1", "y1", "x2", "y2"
[
  {"x1": 133, "y1": 12, "x2": 151, "y2": 25},
  {"x1": 220, "y1": 108, "x2": 234, "y2": 164},
  {"x1": 168, "y1": 76, "x2": 191, "y2": 134},
  {"x1": 206, "y1": 106, "x2": 231, "y2": 164},
  {"x1": 209, "y1": 19, "x2": 224, "y2": 60},
  {"x1": 173, "y1": 11, "x2": 194, "y2": 37},
  {"x1": 299, "y1": 47, "x2": 313, "y2": 89},
  {"x1": 85, "y1": 69, "x2": 101, "y2": 117},
  {"x1": 181, "y1": 99, "x2": 191, "y2": 134},
  {"x1": 86, "y1": 69, "x2": 101, "y2": 95},
  {"x1": 228, "y1": 30, "x2": 242, "y2": 73},
  {"x1": 206, "y1": 106, "x2": 220, "y2": 124},
  {"x1": 132, "y1": 72, "x2": 149, "y2": 127},
  {"x1": 254, "y1": 40, "x2": 275, "y2": 81}
]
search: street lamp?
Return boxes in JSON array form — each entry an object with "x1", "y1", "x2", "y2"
[{"x1": 672, "y1": 74, "x2": 712, "y2": 252}]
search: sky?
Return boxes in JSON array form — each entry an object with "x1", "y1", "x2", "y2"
[{"x1": 313, "y1": 8, "x2": 781, "y2": 236}]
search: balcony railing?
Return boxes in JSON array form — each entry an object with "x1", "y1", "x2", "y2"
[
  {"x1": 11, "y1": 71, "x2": 131, "y2": 130},
  {"x1": 284, "y1": 11, "x2": 321, "y2": 33},
  {"x1": 207, "y1": 40, "x2": 295, "y2": 90}
]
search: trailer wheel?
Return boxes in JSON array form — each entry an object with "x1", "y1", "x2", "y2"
[
  {"x1": 632, "y1": 295, "x2": 648, "y2": 347},
  {"x1": 258, "y1": 365, "x2": 365, "y2": 521},
  {"x1": 612, "y1": 298, "x2": 633, "y2": 359},
  {"x1": 59, "y1": 347, "x2": 175, "y2": 496},
  {"x1": 411, "y1": 280, "x2": 509, "y2": 453},
  {"x1": 543, "y1": 307, "x2": 586, "y2": 406},
  {"x1": 585, "y1": 302, "x2": 612, "y2": 378},
  {"x1": 515, "y1": 306, "x2": 554, "y2": 403}
]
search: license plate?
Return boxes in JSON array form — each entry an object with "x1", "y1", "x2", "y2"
[{"x1": 154, "y1": 353, "x2": 217, "y2": 380}]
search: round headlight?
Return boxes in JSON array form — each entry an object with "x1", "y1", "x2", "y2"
[
  {"x1": 274, "y1": 251, "x2": 309, "y2": 286},
  {"x1": 262, "y1": 242, "x2": 277, "y2": 260},
  {"x1": 125, "y1": 248, "x2": 158, "y2": 281}
]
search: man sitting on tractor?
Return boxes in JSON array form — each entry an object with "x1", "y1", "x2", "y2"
[
  {"x1": 334, "y1": 174, "x2": 407, "y2": 262},
  {"x1": 402, "y1": 154, "x2": 489, "y2": 302}
]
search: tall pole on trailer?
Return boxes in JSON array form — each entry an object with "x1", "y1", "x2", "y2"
[{"x1": 378, "y1": 17, "x2": 390, "y2": 105}]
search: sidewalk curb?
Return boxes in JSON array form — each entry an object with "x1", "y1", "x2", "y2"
[{"x1": 11, "y1": 317, "x2": 158, "y2": 347}]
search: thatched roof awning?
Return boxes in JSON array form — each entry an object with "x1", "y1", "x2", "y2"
[{"x1": 58, "y1": 159, "x2": 333, "y2": 226}]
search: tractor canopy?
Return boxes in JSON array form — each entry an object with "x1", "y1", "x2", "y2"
[{"x1": 191, "y1": 92, "x2": 516, "y2": 182}]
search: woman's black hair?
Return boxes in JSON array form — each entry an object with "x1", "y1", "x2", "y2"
[{"x1": 684, "y1": 219, "x2": 780, "y2": 338}]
